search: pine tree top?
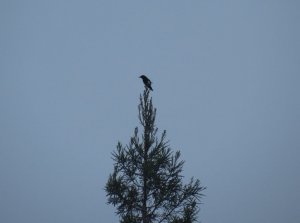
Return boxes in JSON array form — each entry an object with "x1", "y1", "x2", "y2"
[{"x1": 105, "y1": 88, "x2": 205, "y2": 223}]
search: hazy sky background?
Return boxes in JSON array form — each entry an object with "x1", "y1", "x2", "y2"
[{"x1": 1, "y1": 1, "x2": 299, "y2": 223}]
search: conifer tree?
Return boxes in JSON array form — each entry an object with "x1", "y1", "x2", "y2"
[{"x1": 105, "y1": 89, "x2": 205, "y2": 223}]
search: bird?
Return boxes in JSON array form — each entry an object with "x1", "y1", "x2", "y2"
[{"x1": 139, "y1": 75, "x2": 153, "y2": 91}]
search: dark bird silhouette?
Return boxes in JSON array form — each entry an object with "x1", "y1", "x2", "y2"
[{"x1": 139, "y1": 75, "x2": 153, "y2": 91}]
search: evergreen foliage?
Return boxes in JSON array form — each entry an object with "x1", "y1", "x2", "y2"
[{"x1": 105, "y1": 89, "x2": 205, "y2": 223}]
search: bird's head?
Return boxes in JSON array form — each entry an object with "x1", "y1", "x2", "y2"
[{"x1": 139, "y1": 75, "x2": 144, "y2": 79}]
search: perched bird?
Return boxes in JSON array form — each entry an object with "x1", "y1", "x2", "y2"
[{"x1": 139, "y1": 75, "x2": 153, "y2": 91}]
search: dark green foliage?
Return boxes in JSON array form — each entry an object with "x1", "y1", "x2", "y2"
[{"x1": 105, "y1": 89, "x2": 205, "y2": 223}]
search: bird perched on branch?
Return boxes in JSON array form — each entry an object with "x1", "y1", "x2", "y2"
[{"x1": 139, "y1": 75, "x2": 153, "y2": 91}]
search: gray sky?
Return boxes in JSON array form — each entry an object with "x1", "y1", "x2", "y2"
[{"x1": 1, "y1": 1, "x2": 299, "y2": 223}]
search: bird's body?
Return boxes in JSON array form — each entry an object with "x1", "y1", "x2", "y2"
[{"x1": 139, "y1": 75, "x2": 153, "y2": 91}]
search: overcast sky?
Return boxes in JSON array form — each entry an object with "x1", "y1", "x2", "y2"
[{"x1": 1, "y1": 1, "x2": 299, "y2": 223}]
